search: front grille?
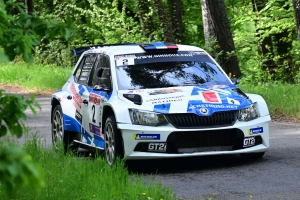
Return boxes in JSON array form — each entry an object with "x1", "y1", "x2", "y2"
[
  {"x1": 165, "y1": 111, "x2": 238, "y2": 129},
  {"x1": 167, "y1": 129, "x2": 246, "y2": 153}
]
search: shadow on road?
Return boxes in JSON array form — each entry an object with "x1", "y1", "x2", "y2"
[{"x1": 125, "y1": 155, "x2": 266, "y2": 174}]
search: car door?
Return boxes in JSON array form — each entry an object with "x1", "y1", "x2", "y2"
[
  {"x1": 72, "y1": 54, "x2": 97, "y2": 145},
  {"x1": 86, "y1": 54, "x2": 112, "y2": 149}
]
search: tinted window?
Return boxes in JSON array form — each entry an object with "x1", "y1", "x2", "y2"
[
  {"x1": 91, "y1": 55, "x2": 111, "y2": 88},
  {"x1": 76, "y1": 55, "x2": 97, "y2": 85}
]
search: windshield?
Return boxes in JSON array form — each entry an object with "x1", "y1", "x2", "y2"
[{"x1": 115, "y1": 51, "x2": 231, "y2": 90}]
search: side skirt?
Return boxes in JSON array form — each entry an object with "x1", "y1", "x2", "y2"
[{"x1": 73, "y1": 140, "x2": 105, "y2": 152}]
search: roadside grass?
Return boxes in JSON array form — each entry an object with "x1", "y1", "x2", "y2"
[
  {"x1": 0, "y1": 62, "x2": 72, "y2": 93},
  {"x1": 239, "y1": 83, "x2": 300, "y2": 121},
  {"x1": 0, "y1": 135, "x2": 177, "y2": 200}
]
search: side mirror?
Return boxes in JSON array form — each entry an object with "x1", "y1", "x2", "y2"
[
  {"x1": 93, "y1": 85, "x2": 112, "y2": 93},
  {"x1": 230, "y1": 77, "x2": 239, "y2": 85},
  {"x1": 96, "y1": 68, "x2": 104, "y2": 78}
]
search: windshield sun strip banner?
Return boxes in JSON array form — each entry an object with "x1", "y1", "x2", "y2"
[{"x1": 114, "y1": 51, "x2": 210, "y2": 66}]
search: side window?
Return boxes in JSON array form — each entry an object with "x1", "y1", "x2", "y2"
[
  {"x1": 76, "y1": 54, "x2": 97, "y2": 85},
  {"x1": 91, "y1": 55, "x2": 112, "y2": 88},
  {"x1": 74, "y1": 57, "x2": 85, "y2": 82}
]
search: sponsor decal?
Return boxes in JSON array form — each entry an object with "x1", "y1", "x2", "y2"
[
  {"x1": 115, "y1": 56, "x2": 135, "y2": 66},
  {"x1": 248, "y1": 127, "x2": 263, "y2": 135},
  {"x1": 132, "y1": 134, "x2": 160, "y2": 140},
  {"x1": 75, "y1": 69, "x2": 81, "y2": 77},
  {"x1": 75, "y1": 110, "x2": 82, "y2": 124},
  {"x1": 227, "y1": 97, "x2": 240, "y2": 105},
  {"x1": 146, "y1": 95, "x2": 184, "y2": 105},
  {"x1": 201, "y1": 91, "x2": 222, "y2": 103},
  {"x1": 89, "y1": 93, "x2": 101, "y2": 105},
  {"x1": 148, "y1": 143, "x2": 167, "y2": 152},
  {"x1": 148, "y1": 88, "x2": 182, "y2": 95},
  {"x1": 188, "y1": 102, "x2": 238, "y2": 110},
  {"x1": 153, "y1": 103, "x2": 171, "y2": 113},
  {"x1": 89, "y1": 123, "x2": 101, "y2": 136},
  {"x1": 243, "y1": 137, "x2": 255, "y2": 147},
  {"x1": 70, "y1": 83, "x2": 82, "y2": 111},
  {"x1": 78, "y1": 85, "x2": 86, "y2": 95}
]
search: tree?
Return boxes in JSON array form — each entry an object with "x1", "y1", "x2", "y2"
[
  {"x1": 201, "y1": 0, "x2": 241, "y2": 77},
  {"x1": 25, "y1": 0, "x2": 33, "y2": 14},
  {"x1": 152, "y1": 0, "x2": 175, "y2": 43},
  {"x1": 166, "y1": 0, "x2": 184, "y2": 43},
  {"x1": 200, "y1": 0, "x2": 214, "y2": 46},
  {"x1": 292, "y1": 0, "x2": 300, "y2": 42},
  {"x1": 136, "y1": 0, "x2": 156, "y2": 40}
]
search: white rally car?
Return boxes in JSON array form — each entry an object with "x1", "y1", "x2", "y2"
[{"x1": 51, "y1": 42, "x2": 270, "y2": 165}]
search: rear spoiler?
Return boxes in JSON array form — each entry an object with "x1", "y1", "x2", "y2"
[{"x1": 72, "y1": 43, "x2": 136, "y2": 57}]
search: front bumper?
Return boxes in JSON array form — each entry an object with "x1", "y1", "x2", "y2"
[{"x1": 118, "y1": 115, "x2": 270, "y2": 160}]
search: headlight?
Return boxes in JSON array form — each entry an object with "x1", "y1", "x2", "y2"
[
  {"x1": 238, "y1": 103, "x2": 259, "y2": 121},
  {"x1": 129, "y1": 109, "x2": 168, "y2": 126}
]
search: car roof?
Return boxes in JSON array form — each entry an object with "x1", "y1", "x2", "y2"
[{"x1": 75, "y1": 42, "x2": 205, "y2": 57}]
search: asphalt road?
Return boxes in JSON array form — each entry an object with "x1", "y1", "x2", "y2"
[{"x1": 23, "y1": 95, "x2": 300, "y2": 200}]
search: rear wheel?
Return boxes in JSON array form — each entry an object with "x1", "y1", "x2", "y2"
[
  {"x1": 240, "y1": 152, "x2": 265, "y2": 160},
  {"x1": 104, "y1": 116, "x2": 123, "y2": 165},
  {"x1": 52, "y1": 105, "x2": 79, "y2": 153}
]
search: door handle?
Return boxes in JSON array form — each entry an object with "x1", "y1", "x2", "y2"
[{"x1": 83, "y1": 99, "x2": 88, "y2": 105}]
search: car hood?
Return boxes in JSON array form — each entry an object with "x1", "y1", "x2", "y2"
[{"x1": 117, "y1": 84, "x2": 252, "y2": 116}]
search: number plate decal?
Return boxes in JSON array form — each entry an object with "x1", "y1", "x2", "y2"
[{"x1": 243, "y1": 137, "x2": 255, "y2": 147}]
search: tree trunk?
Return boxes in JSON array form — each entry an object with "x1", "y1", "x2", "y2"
[
  {"x1": 136, "y1": 0, "x2": 156, "y2": 40},
  {"x1": 25, "y1": 0, "x2": 33, "y2": 14},
  {"x1": 292, "y1": 0, "x2": 300, "y2": 42},
  {"x1": 200, "y1": 0, "x2": 214, "y2": 46},
  {"x1": 153, "y1": 0, "x2": 175, "y2": 43},
  {"x1": 201, "y1": 0, "x2": 241, "y2": 77},
  {"x1": 167, "y1": 0, "x2": 184, "y2": 43}
]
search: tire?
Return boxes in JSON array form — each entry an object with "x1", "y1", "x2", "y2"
[
  {"x1": 52, "y1": 105, "x2": 79, "y2": 153},
  {"x1": 104, "y1": 116, "x2": 123, "y2": 165},
  {"x1": 240, "y1": 152, "x2": 265, "y2": 160}
]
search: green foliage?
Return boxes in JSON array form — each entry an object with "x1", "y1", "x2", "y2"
[
  {"x1": 0, "y1": 91, "x2": 43, "y2": 199},
  {"x1": 0, "y1": 0, "x2": 74, "y2": 197},
  {"x1": 0, "y1": 145, "x2": 45, "y2": 199},
  {"x1": 0, "y1": 0, "x2": 74, "y2": 64},
  {"x1": 228, "y1": 0, "x2": 300, "y2": 83},
  {"x1": 34, "y1": 0, "x2": 147, "y2": 67},
  {"x1": 0, "y1": 91, "x2": 40, "y2": 138}
]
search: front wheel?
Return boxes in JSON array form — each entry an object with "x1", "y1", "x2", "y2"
[{"x1": 104, "y1": 116, "x2": 123, "y2": 165}]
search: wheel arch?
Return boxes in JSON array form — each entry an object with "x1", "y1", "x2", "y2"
[
  {"x1": 101, "y1": 105, "x2": 124, "y2": 155},
  {"x1": 51, "y1": 98, "x2": 61, "y2": 124},
  {"x1": 102, "y1": 105, "x2": 115, "y2": 131}
]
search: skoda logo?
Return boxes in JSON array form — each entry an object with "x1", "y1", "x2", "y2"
[{"x1": 200, "y1": 108, "x2": 209, "y2": 115}]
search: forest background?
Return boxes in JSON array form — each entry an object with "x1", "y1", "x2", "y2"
[{"x1": 3, "y1": 0, "x2": 300, "y2": 84}]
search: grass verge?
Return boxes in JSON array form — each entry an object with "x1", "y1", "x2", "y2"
[
  {"x1": 239, "y1": 83, "x2": 300, "y2": 122},
  {"x1": 0, "y1": 62, "x2": 72, "y2": 95},
  {"x1": 0, "y1": 135, "x2": 177, "y2": 200}
]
